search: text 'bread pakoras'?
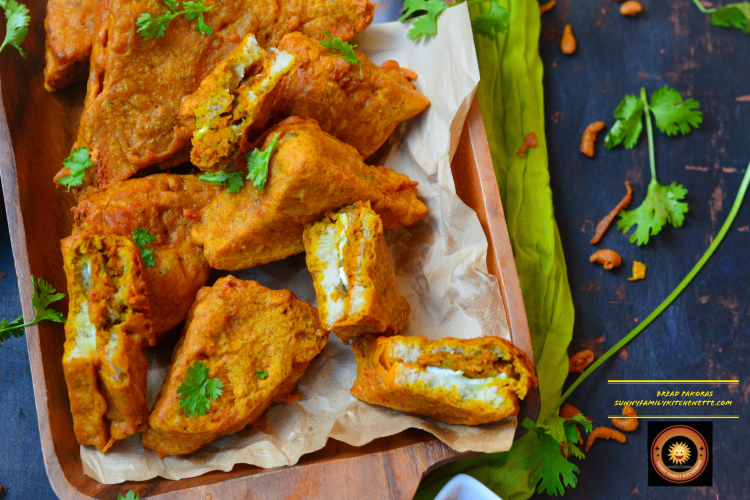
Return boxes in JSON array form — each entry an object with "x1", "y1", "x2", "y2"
[
  {"x1": 304, "y1": 202, "x2": 410, "y2": 341},
  {"x1": 351, "y1": 335, "x2": 538, "y2": 425},
  {"x1": 44, "y1": 0, "x2": 95, "y2": 91},
  {"x1": 192, "y1": 118, "x2": 429, "y2": 271},
  {"x1": 61, "y1": 234, "x2": 152, "y2": 452},
  {"x1": 273, "y1": 32, "x2": 430, "y2": 158},
  {"x1": 142, "y1": 276, "x2": 329, "y2": 457},
  {"x1": 73, "y1": 174, "x2": 220, "y2": 341},
  {"x1": 63, "y1": 0, "x2": 374, "y2": 189},
  {"x1": 179, "y1": 34, "x2": 298, "y2": 172}
]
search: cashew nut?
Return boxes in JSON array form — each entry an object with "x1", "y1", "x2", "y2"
[{"x1": 589, "y1": 249, "x2": 622, "y2": 270}]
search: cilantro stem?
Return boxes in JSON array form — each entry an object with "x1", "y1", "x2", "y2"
[
  {"x1": 691, "y1": 0, "x2": 716, "y2": 14},
  {"x1": 550, "y1": 161, "x2": 750, "y2": 416},
  {"x1": 640, "y1": 87, "x2": 657, "y2": 182}
]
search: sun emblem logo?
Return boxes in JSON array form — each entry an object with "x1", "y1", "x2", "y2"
[{"x1": 667, "y1": 441, "x2": 691, "y2": 465}]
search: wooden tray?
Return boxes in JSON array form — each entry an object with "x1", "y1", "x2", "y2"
[{"x1": 0, "y1": 9, "x2": 538, "y2": 498}]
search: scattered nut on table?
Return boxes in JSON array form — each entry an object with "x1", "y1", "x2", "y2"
[
  {"x1": 561, "y1": 25, "x2": 577, "y2": 55},
  {"x1": 620, "y1": 1, "x2": 643, "y2": 16},
  {"x1": 612, "y1": 404, "x2": 639, "y2": 432},
  {"x1": 540, "y1": 0, "x2": 556, "y2": 14},
  {"x1": 628, "y1": 261, "x2": 646, "y2": 281},
  {"x1": 580, "y1": 121, "x2": 606, "y2": 158},
  {"x1": 569, "y1": 349, "x2": 595, "y2": 373},
  {"x1": 585, "y1": 426, "x2": 627, "y2": 452},
  {"x1": 590, "y1": 249, "x2": 622, "y2": 270}
]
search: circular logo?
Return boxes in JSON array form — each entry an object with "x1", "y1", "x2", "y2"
[{"x1": 650, "y1": 425, "x2": 709, "y2": 484}]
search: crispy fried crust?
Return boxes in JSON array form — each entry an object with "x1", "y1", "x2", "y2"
[
  {"x1": 273, "y1": 32, "x2": 431, "y2": 158},
  {"x1": 350, "y1": 335, "x2": 538, "y2": 425},
  {"x1": 44, "y1": 0, "x2": 95, "y2": 92},
  {"x1": 73, "y1": 174, "x2": 221, "y2": 341},
  {"x1": 192, "y1": 118, "x2": 429, "y2": 271},
  {"x1": 61, "y1": 0, "x2": 374, "y2": 189},
  {"x1": 61, "y1": 234, "x2": 152, "y2": 451},
  {"x1": 142, "y1": 276, "x2": 329, "y2": 457},
  {"x1": 303, "y1": 201, "x2": 410, "y2": 341}
]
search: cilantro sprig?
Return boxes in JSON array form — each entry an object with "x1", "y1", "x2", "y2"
[
  {"x1": 117, "y1": 490, "x2": 140, "y2": 500},
  {"x1": 319, "y1": 32, "x2": 362, "y2": 77},
  {"x1": 692, "y1": 0, "x2": 750, "y2": 33},
  {"x1": 131, "y1": 227, "x2": 156, "y2": 267},
  {"x1": 525, "y1": 164, "x2": 750, "y2": 495},
  {"x1": 246, "y1": 133, "x2": 279, "y2": 191},
  {"x1": 0, "y1": 0, "x2": 29, "y2": 56},
  {"x1": 400, "y1": 0, "x2": 509, "y2": 41},
  {"x1": 58, "y1": 147, "x2": 93, "y2": 192},
  {"x1": 604, "y1": 87, "x2": 702, "y2": 245},
  {"x1": 255, "y1": 370, "x2": 268, "y2": 379},
  {"x1": 0, "y1": 276, "x2": 64, "y2": 348},
  {"x1": 198, "y1": 168, "x2": 244, "y2": 193},
  {"x1": 177, "y1": 360, "x2": 223, "y2": 417},
  {"x1": 136, "y1": 0, "x2": 213, "y2": 40}
]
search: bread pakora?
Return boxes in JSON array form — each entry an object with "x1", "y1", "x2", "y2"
[
  {"x1": 179, "y1": 34, "x2": 298, "y2": 171},
  {"x1": 179, "y1": 32, "x2": 430, "y2": 170},
  {"x1": 61, "y1": 0, "x2": 374, "y2": 189},
  {"x1": 191, "y1": 118, "x2": 429, "y2": 271},
  {"x1": 61, "y1": 234, "x2": 152, "y2": 452},
  {"x1": 142, "y1": 276, "x2": 329, "y2": 457},
  {"x1": 272, "y1": 32, "x2": 431, "y2": 158},
  {"x1": 44, "y1": 0, "x2": 94, "y2": 92},
  {"x1": 304, "y1": 202, "x2": 410, "y2": 341},
  {"x1": 351, "y1": 335, "x2": 538, "y2": 425},
  {"x1": 73, "y1": 174, "x2": 221, "y2": 341}
]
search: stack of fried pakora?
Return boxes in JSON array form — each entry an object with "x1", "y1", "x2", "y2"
[{"x1": 50, "y1": 0, "x2": 536, "y2": 459}]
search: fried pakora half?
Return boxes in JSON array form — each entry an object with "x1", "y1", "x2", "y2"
[
  {"x1": 272, "y1": 32, "x2": 430, "y2": 158},
  {"x1": 61, "y1": 0, "x2": 374, "y2": 189},
  {"x1": 61, "y1": 234, "x2": 152, "y2": 452},
  {"x1": 142, "y1": 276, "x2": 329, "y2": 457},
  {"x1": 304, "y1": 201, "x2": 410, "y2": 342},
  {"x1": 351, "y1": 335, "x2": 538, "y2": 425},
  {"x1": 192, "y1": 118, "x2": 429, "y2": 271},
  {"x1": 73, "y1": 174, "x2": 221, "y2": 341},
  {"x1": 43, "y1": 0, "x2": 95, "y2": 92},
  {"x1": 179, "y1": 34, "x2": 298, "y2": 172}
]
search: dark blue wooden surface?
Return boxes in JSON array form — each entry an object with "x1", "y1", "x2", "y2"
[{"x1": 0, "y1": 1, "x2": 748, "y2": 499}]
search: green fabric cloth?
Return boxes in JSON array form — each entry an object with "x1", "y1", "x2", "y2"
[{"x1": 414, "y1": 1, "x2": 575, "y2": 499}]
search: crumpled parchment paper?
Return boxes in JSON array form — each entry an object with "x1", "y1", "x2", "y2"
[{"x1": 82, "y1": 3, "x2": 515, "y2": 483}]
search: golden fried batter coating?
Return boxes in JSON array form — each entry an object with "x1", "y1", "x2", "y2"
[
  {"x1": 73, "y1": 174, "x2": 221, "y2": 341},
  {"x1": 192, "y1": 118, "x2": 429, "y2": 271},
  {"x1": 179, "y1": 34, "x2": 299, "y2": 172},
  {"x1": 273, "y1": 32, "x2": 430, "y2": 158},
  {"x1": 304, "y1": 202, "x2": 410, "y2": 341},
  {"x1": 61, "y1": 0, "x2": 374, "y2": 189},
  {"x1": 44, "y1": 0, "x2": 94, "y2": 92},
  {"x1": 142, "y1": 276, "x2": 329, "y2": 457},
  {"x1": 351, "y1": 335, "x2": 538, "y2": 426},
  {"x1": 61, "y1": 234, "x2": 152, "y2": 452}
]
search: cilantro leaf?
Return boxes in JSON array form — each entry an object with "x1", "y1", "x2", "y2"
[
  {"x1": 471, "y1": 2, "x2": 509, "y2": 41},
  {"x1": 400, "y1": 0, "x2": 448, "y2": 40},
  {"x1": 198, "y1": 168, "x2": 244, "y2": 193},
  {"x1": 617, "y1": 180, "x2": 689, "y2": 246},
  {"x1": 0, "y1": 0, "x2": 29, "y2": 56},
  {"x1": 117, "y1": 490, "x2": 140, "y2": 500},
  {"x1": 649, "y1": 87, "x2": 702, "y2": 136},
  {"x1": 710, "y1": 2, "x2": 750, "y2": 32},
  {"x1": 131, "y1": 227, "x2": 156, "y2": 267},
  {"x1": 58, "y1": 147, "x2": 93, "y2": 191},
  {"x1": 0, "y1": 276, "x2": 64, "y2": 348},
  {"x1": 523, "y1": 417, "x2": 585, "y2": 496},
  {"x1": 136, "y1": 0, "x2": 213, "y2": 40},
  {"x1": 255, "y1": 370, "x2": 268, "y2": 379},
  {"x1": 604, "y1": 94, "x2": 645, "y2": 150},
  {"x1": 246, "y1": 133, "x2": 279, "y2": 191},
  {"x1": 318, "y1": 32, "x2": 362, "y2": 77},
  {"x1": 177, "y1": 360, "x2": 223, "y2": 417}
]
